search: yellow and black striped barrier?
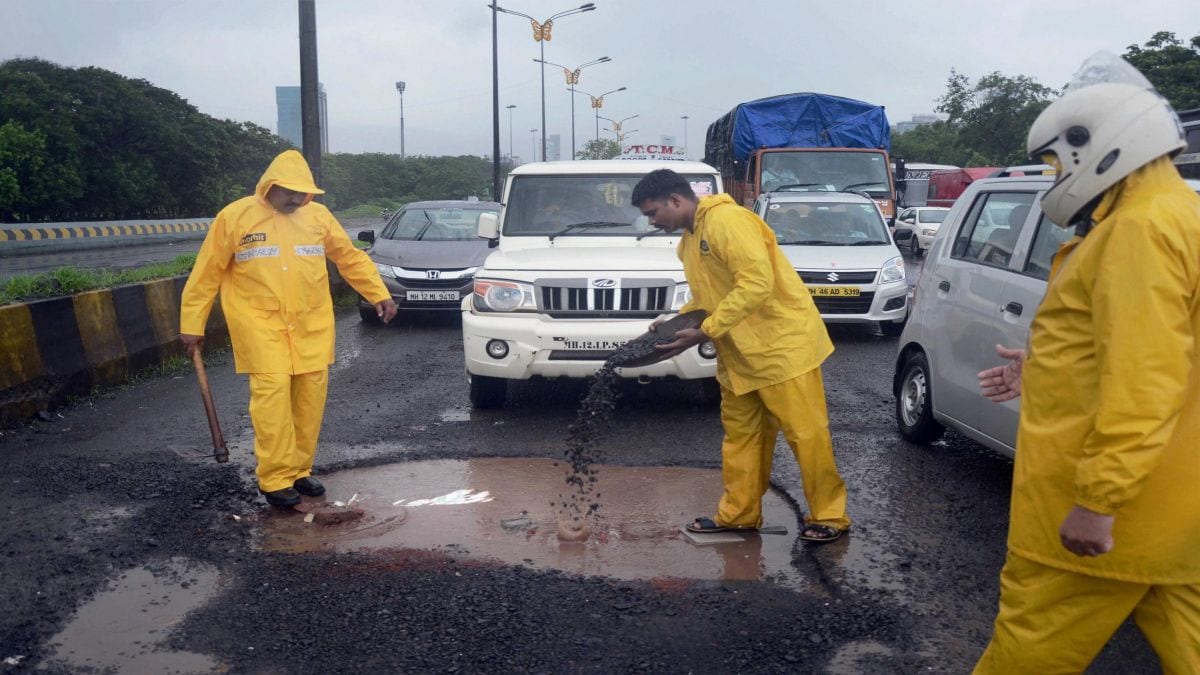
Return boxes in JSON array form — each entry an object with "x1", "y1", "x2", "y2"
[
  {"x1": 0, "y1": 276, "x2": 229, "y2": 426},
  {"x1": 0, "y1": 221, "x2": 210, "y2": 242}
]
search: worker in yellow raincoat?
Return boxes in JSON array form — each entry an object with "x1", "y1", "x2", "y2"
[
  {"x1": 975, "y1": 53, "x2": 1200, "y2": 672},
  {"x1": 180, "y1": 150, "x2": 397, "y2": 507},
  {"x1": 632, "y1": 168, "x2": 851, "y2": 542}
]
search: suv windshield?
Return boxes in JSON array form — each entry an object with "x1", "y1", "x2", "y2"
[
  {"x1": 761, "y1": 151, "x2": 891, "y2": 195},
  {"x1": 504, "y1": 174, "x2": 718, "y2": 236},
  {"x1": 763, "y1": 201, "x2": 891, "y2": 245},
  {"x1": 382, "y1": 207, "x2": 498, "y2": 241}
]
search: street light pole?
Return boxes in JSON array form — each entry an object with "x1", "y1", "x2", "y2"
[
  {"x1": 396, "y1": 82, "x2": 407, "y2": 158},
  {"x1": 490, "y1": 3, "x2": 500, "y2": 198},
  {"x1": 494, "y1": 3, "x2": 596, "y2": 163},
  {"x1": 680, "y1": 115, "x2": 689, "y2": 159},
  {"x1": 572, "y1": 85, "x2": 625, "y2": 143},
  {"x1": 506, "y1": 104, "x2": 516, "y2": 162},
  {"x1": 530, "y1": 128, "x2": 538, "y2": 162},
  {"x1": 534, "y1": 56, "x2": 608, "y2": 159}
]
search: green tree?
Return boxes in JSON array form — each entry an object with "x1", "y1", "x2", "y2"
[
  {"x1": 575, "y1": 139, "x2": 620, "y2": 160},
  {"x1": 0, "y1": 121, "x2": 48, "y2": 219},
  {"x1": 1124, "y1": 31, "x2": 1200, "y2": 111}
]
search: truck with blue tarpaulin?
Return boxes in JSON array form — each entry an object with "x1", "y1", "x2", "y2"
[{"x1": 703, "y1": 93, "x2": 900, "y2": 223}]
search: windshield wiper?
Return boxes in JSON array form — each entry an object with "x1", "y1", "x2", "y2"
[
  {"x1": 778, "y1": 239, "x2": 841, "y2": 246},
  {"x1": 547, "y1": 221, "x2": 628, "y2": 241},
  {"x1": 842, "y1": 182, "x2": 887, "y2": 191},
  {"x1": 636, "y1": 228, "x2": 667, "y2": 241},
  {"x1": 847, "y1": 240, "x2": 891, "y2": 246},
  {"x1": 413, "y1": 210, "x2": 435, "y2": 240}
]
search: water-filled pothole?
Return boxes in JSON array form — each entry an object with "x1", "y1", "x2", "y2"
[
  {"x1": 40, "y1": 557, "x2": 221, "y2": 673},
  {"x1": 252, "y1": 457, "x2": 814, "y2": 589}
]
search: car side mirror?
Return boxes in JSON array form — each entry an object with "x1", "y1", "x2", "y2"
[
  {"x1": 477, "y1": 212, "x2": 499, "y2": 240},
  {"x1": 358, "y1": 230, "x2": 375, "y2": 244}
]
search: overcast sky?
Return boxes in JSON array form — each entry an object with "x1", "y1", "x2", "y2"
[{"x1": 3, "y1": 1, "x2": 1196, "y2": 160}]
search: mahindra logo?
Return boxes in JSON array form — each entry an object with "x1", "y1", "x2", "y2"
[
  {"x1": 591, "y1": 278, "x2": 616, "y2": 288},
  {"x1": 827, "y1": 272, "x2": 840, "y2": 282},
  {"x1": 426, "y1": 270, "x2": 441, "y2": 279}
]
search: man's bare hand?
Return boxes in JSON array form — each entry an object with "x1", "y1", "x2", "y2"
[
  {"x1": 180, "y1": 333, "x2": 204, "y2": 358},
  {"x1": 978, "y1": 344, "x2": 1025, "y2": 402},
  {"x1": 376, "y1": 299, "x2": 398, "y2": 323},
  {"x1": 653, "y1": 327, "x2": 707, "y2": 360},
  {"x1": 1059, "y1": 505, "x2": 1115, "y2": 557},
  {"x1": 648, "y1": 318, "x2": 666, "y2": 333}
]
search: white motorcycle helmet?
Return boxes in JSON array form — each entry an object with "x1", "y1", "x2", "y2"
[{"x1": 1027, "y1": 51, "x2": 1185, "y2": 226}]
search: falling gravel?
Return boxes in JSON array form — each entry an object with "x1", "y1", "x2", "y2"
[{"x1": 557, "y1": 333, "x2": 675, "y2": 541}]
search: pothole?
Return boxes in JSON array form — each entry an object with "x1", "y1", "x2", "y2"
[
  {"x1": 40, "y1": 557, "x2": 221, "y2": 674},
  {"x1": 251, "y1": 457, "x2": 817, "y2": 590}
]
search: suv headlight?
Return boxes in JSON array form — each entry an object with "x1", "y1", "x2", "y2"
[
  {"x1": 671, "y1": 283, "x2": 691, "y2": 310},
  {"x1": 879, "y1": 256, "x2": 905, "y2": 284},
  {"x1": 473, "y1": 279, "x2": 536, "y2": 312},
  {"x1": 375, "y1": 262, "x2": 396, "y2": 279}
]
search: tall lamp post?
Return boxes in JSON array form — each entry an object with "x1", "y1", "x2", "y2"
[
  {"x1": 533, "y1": 56, "x2": 609, "y2": 159},
  {"x1": 680, "y1": 115, "x2": 689, "y2": 159},
  {"x1": 395, "y1": 81, "x2": 406, "y2": 158},
  {"x1": 599, "y1": 113, "x2": 638, "y2": 146},
  {"x1": 571, "y1": 86, "x2": 626, "y2": 142},
  {"x1": 530, "y1": 128, "x2": 539, "y2": 162},
  {"x1": 506, "y1": 104, "x2": 517, "y2": 162},
  {"x1": 493, "y1": 3, "x2": 596, "y2": 163}
]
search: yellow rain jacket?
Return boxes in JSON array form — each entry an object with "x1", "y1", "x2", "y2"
[
  {"x1": 180, "y1": 150, "x2": 390, "y2": 374},
  {"x1": 1009, "y1": 157, "x2": 1200, "y2": 583},
  {"x1": 678, "y1": 194, "x2": 833, "y2": 395}
]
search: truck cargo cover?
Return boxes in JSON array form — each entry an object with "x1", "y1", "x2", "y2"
[{"x1": 704, "y1": 93, "x2": 891, "y2": 174}]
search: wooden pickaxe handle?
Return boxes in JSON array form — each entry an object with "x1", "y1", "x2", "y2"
[{"x1": 191, "y1": 350, "x2": 230, "y2": 463}]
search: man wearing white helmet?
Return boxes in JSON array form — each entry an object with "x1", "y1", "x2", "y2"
[{"x1": 975, "y1": 52, "x2": 1200, "y2": 672}]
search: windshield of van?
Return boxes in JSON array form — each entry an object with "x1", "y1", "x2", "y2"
[
  {"x1": 760, "y1": 151, "x2": 891, "y2": 195},
  {"x1": 763, "y1": 201, "x2": 891, "y2": 245},
  {"x1": 504, "y1": 173, "x2": 718, "y2": 236},
  {"x1": 382, "y1": 206, "x2": 499, "y2": 241}
]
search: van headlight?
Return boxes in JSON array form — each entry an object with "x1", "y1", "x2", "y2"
[
  {"x1": 375, "y1": 262, "x2": 396, "y2": 279},
  {"x1": 473, "y1": 279, "x2": 536, "y2": 312},
  {"x1": 879, "y1": 256, "x2": 905, "y2": 284},
  {"x1": 671, "y1": 283, "x2": 691, "y2": 310}
]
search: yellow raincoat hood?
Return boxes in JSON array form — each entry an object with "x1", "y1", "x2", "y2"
[{"x1": 255, "y1": 150, "x2": 325, "y2": 204}]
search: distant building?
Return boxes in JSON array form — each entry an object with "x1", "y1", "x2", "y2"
[
  {"x1": 895, "y1": 113, "x2": 940, "y2": 135},
  {"x1": 275, "y1": 84, "x2": 329, "y2": 152},
  {"x1": 546, "y1": 134, "x2": 562, "y2": 162}
]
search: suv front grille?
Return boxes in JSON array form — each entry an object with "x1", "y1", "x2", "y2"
[
  {"x1": 798, "y1": 270, "x2": 877, "y2": 284},
  {"x1": 538, "y1": 278, "x2": 672, "y2": 318}
]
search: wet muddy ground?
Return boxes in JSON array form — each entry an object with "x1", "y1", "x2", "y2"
[{"x1": 0, "y1": 310, "x2": 1155, "y2": 673}]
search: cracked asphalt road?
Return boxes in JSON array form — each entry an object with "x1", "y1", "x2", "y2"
[{"x1": 0, "y1": 309, "x2": 1156, "y2": 673}]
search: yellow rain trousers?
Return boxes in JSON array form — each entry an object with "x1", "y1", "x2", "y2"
[
  {"x1": 181, "y1": 150, "x2": 391, "y2": 492},
  {"x1": 678, "y1": 194, "x2": 848, "y2": 529},
  {"x1": 976, "y1": 157, "x2": 1200, "y2": 672}
]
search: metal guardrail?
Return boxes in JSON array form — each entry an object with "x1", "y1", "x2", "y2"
[{"x1": 0, "y1": 218, "x2": 211, "y2": 242}]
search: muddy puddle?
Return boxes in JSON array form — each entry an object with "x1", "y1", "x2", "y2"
[
  {"x1": 252, "y1": 457, "x2": 815, "y2": 589},
  {"x1": 39, "y1": 557, "x2": 222, "y2": 673}
]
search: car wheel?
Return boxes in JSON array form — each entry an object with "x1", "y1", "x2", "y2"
[
  {"x1": 910, "y1": 236, "x2": 922, "y2": 258},
  {"x1": 896, "y1": 352, "x2": 944, "y2": 443},
  {"x1": 469, "y1": 374, "x2": 507, "y2": 409},
  {"x1": 359, "y1": 305, "x2": 382, "y2": 324}
]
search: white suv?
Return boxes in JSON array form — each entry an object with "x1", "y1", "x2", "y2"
[
  {"x1": 752, "y1": 191, "x2": 908, "y2": 335},
  {"x1": 462, "y1": 160, "x2": 723, "y2": 408}
]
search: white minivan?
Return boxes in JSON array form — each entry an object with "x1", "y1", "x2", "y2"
[{"x1": 753, "y1": 191, "x2": 908, "y2": 335}]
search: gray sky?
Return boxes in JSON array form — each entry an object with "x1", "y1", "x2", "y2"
[{"x1": 3, "y1": 1, "x2": 1196, "y2": 160}]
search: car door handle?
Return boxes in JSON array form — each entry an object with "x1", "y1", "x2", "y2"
[
  {"x1": 1003, "y1": 302, "x2": 1023, "y2": 316},
  {"x1": 938, "y1": 280, "x2": 951, "y2": 292}
]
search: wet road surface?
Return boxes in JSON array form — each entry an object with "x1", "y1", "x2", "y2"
[{"x1": 0, "y1": 304, "x2": 1155, "y2": 672}]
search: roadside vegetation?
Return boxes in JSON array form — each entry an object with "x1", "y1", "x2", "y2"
[{"x1": 0, "y1": 254, "x2": 196, "y2": 306}]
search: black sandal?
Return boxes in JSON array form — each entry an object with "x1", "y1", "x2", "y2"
[
  {"x1": 798, "y1": 523, "x2": 846, "y2": 542},
  {"x1": 686, "y1": 517, "x2": 756, "y2": 534}
]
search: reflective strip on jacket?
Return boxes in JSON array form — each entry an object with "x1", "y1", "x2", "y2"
[
  {"x1": 180, "y1": 150, "x2": 391, "y2": 374},
  {"x1": 677, "y1": 194, "x2": 833, "y2": 395},
  {"x1": 1009, "y1": 157, "x2": 1200, "y2": 584}
]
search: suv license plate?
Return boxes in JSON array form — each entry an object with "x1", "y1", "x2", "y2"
[
  {"x1": 560, "y1": 340, "x2": 623, "y2": 351},
  {"x1": 406, "y1": 290, "x2": 459, "y2": 301},
  {"x1": 807, "y1": 286, "x2": 861, "y2": 297}
]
